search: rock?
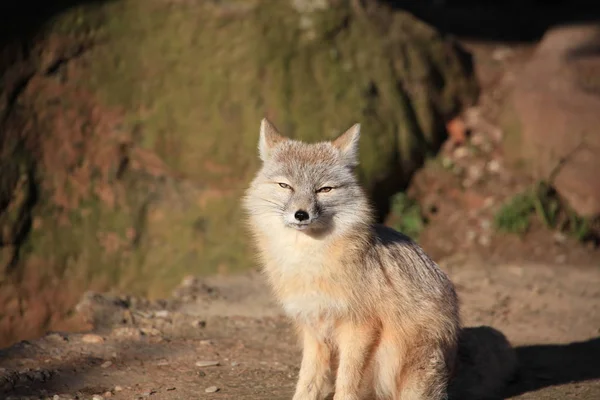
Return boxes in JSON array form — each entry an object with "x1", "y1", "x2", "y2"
[
  {"x1": 195, "y1": 361, "x2": 220, "y2": 367},
  {"x1": 114, "y1": 386, "x2": 124, "y2": 392},
  {"x1": 191, "y1": 320, "x2": 207, "y2": 329},
  {"x1": 111, "y1": 327, "x2": 143, "y2": 340},
  {"x1": 154, "y1": 310, "x2": 169, "y2": 318},
  {"x1": 507, "y1": 24, "x2": 600, "y2": 217},
  {"x1": 81, "y1": 334, "x2": 104, "y2": 344},
  {"x1": 100, "y1": 361, "x2": 112, "y2": 369},
  {"x1": 205, "y1": 386, "x2": 219, "y2": 393},
  {"x1": 0, "y1": 0, "x2": 478, "y2": 345},
  {"x1": 92, "y1": 395, "x2": 104, "y2": 400}
]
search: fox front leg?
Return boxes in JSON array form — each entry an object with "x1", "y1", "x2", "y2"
[
  {"x1": 292, "y1": 327, "x2": 334, "y2": 400},
  {"x1": 333, "y1": 320, "x2": 377, "y2": 400}
]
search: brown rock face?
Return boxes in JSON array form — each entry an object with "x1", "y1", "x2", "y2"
[{"x1": 511, "y1": 24, "x2": 600, "y2": 217}]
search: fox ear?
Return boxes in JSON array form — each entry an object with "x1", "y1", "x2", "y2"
[
  {"x1": 332, "y1": 123, "x2": 360, "y2": 166},
  {"x1": 258, "y1": 118, "x2": 286, "y2": 162}
]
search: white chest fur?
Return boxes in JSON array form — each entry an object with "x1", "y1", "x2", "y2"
[{"x1": 261, "y1": 229, "x2": 351, "y2": 323}]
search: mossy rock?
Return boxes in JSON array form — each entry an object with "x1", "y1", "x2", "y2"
[{"x1": 0, "y1": 0, "x2": 477, "y2": 345}]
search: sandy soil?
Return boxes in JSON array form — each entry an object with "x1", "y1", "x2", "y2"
[{"x1": 1, "y1": 258, "x2": 599, "y2": 400}]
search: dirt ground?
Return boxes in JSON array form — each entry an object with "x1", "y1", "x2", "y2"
[{"x1": 1, "y1": 259, "x2": 599, "y2": 400}]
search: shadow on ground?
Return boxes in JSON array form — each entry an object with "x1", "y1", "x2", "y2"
[{"x1": 505, "y1": 336, "x2": 600, "y2": 397}]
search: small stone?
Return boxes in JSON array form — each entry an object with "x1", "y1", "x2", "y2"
[
  {"x1": 53, "y1": 396, "x2": 60, "y2": 400},
  {"x1": 81, "y1": 334, "x2": 104, "y2": 344},
  {"x1": 166, "y1": 387, "x2": 176, "y2": 391},
  {"x1": 154, "y1": 310, "x2": 169, "y2": 318},
  {"x1": 480, "y1": 219, "x2": 491, "y2": 231},
  {"x1": 111, "y1": 327, "x2": 142, "y2": 340},
  {"x1": 104, "y1": 392, "x2": 113, "y2": 398},
  {"x1": 230, "y1": 361, "x2": 239, "y2": 367},
  {"x1": 199, "y1": 339, "x2": 213, "y2": 346},
  {"x1": 196, "y1": 361, "x2": 220, "y2": 367},
  {"x1": 553, "y1": 232, "x2": 567, "y2": 244},
  {"x1": 478, "y1": 235, "x2": 491, "y2": 247},
  {"x1": 467, "y1": 165, "x2": 483, "y2": 182},
  {"x1": 465, "y1": 230, "x2": 476, "y2": 243},
  {"x1": 453, "y1": 146, "x2": 469, "y2": 160},
  {"x1": 198, "y1": 370, "x2": 206, "y2": 377},
  {"x1": 192, "y1": 320, "x2": 207, "y2": 328},
  {"x1": 180, "y1": 275, "x2": 197, "y2": 287},
  {"x1": 205, "y1": 386, "x2": 219, "y2": 393},
  {"x1": 101, "y1": 361, "x2": 112, "y2": 369},
  {"x1": 487, "y1": 159, "x2": 501, "y2": 174},
  {"x1": 140, "y1": 327, "x2": 161, "y2": 336},
  {"x1": 92, "y1": 395, "x2": 104, "y2": 400},
  {"x1": 114, "y1": 386, "x2": 124, "y2": 392},
  {"x1": 140, "y1": 389, "x2": 156, "y2": 396}
]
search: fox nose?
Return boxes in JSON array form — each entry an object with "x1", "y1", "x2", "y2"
[{"x1": 294, "y1": 210, "x2": 309, "y2": 221}]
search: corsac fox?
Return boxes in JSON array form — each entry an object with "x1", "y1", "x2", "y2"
[{"x1": 243, "y1": 118, "x2": 517, "y2": 400}]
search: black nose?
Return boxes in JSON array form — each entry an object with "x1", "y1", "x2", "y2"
[{"x1": 294, "y1": 210, "x2": 309, "y2": 221}]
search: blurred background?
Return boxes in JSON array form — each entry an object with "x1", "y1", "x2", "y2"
[{"x1": 0, "y1": 0, "x2": 599, "y2": 351}]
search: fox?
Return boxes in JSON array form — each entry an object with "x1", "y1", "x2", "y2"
[{"x1": 243, "y1": 118, "x2": 517, "y2": 400}]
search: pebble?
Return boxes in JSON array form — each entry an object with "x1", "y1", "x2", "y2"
[
  {"x1": 53, "y1": 396, "x2": 60, "y2": 400},
  {"x1": 480, "y1": 219, "x2": 491, "y2": 231},
  {"x1": 114, "y1": 386, "x2": 124, "y2": 392},
  {"x1": 196, "y1": 360, "x2": 220, "y2": 367},
  {"x1": 154, "y1": 310, "x2": 170, "y2": 318},
  {"x1": 199, "y1": 339, "x2": 213, "y2": 346},
  {"x1": 205, "y1": 386, "x2": 219, "y2": 393},
  {"x1": 101, "y1": 361, "x2": 112, "y2": 369},
  {"x1": 81, "y1": 334, "x2": 104, "y2": 344},
  {"x1": 465, "y1": 230, "x2": 476, "y2": 243},
  {"x1": 553, "y1": 232, "x2": 567, "y2": 244},
  {"x1": 487, "y1": 159, "x2": 501, "y2": 174},
  {"x1": 92, "y1": 395, "x2": 104, "y2": 400},
  {"x1": 453, "y1": 147, "x2": 469, "y2": 159},
  {"x1": 111, "y1": 327, "x2": 142, "y2": 339},
  {"x1": 478, "y1": 235, "x2": 491, "y2": 247},
  {"x1": 104, "y1": 392, "x2": 113, "y2": 398},
  {"x1": 192, "y1": 320, "x2": 207, "y2": 328},
  {"x1": 140, "y1": 327, "x2": 161, "y2": 336}
]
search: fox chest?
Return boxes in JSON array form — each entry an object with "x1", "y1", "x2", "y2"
[
  {"x1": 268, "y1": 260, "x2": 352, "y2": 323},
  {"x1": 261, "y1": 234, "x2": 353, "y2": 323}
]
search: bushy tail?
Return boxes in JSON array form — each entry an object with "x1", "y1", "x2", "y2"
[{"x1": 448, "y1": 326, "x2": 519, "y2": 400}]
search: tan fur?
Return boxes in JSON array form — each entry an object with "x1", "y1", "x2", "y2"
[{"x1": 243, "y1": 118, "x2": 517, "y2": 400}]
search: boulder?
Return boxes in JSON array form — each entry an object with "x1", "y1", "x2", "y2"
[
  {"x1": 507, "y1": 24, "x2": 600, "y2": 217},
  {"x1": 0, "y1": 0, "x2": 478, "y2": 345}
]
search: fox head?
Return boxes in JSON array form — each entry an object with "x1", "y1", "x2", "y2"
[{"x1": 244, "y1": 118, "x2": 373, "y2": 238}]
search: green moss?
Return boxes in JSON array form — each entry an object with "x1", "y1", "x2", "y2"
[
  {"x1": 494, "y1": 181, "x2": 597, "y2": 241},
  {"x1": 494, "y1": 190, "x2": 535, "y2": 235},
  {"x1": 388, "y1": 192, "x2": 426, "y2": 240}
]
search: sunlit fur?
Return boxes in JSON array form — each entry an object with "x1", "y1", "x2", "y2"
[{"x1": 243, "y1": 119, "x2": 516, "y2": 400}]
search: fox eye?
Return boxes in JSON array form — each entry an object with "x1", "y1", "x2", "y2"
[
  {"x1": 316, "y1": 186, "x2": 333, "y2": 193},
  {"x1": 278, "y1": 182, "x2": 292, "y2": 190}
]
